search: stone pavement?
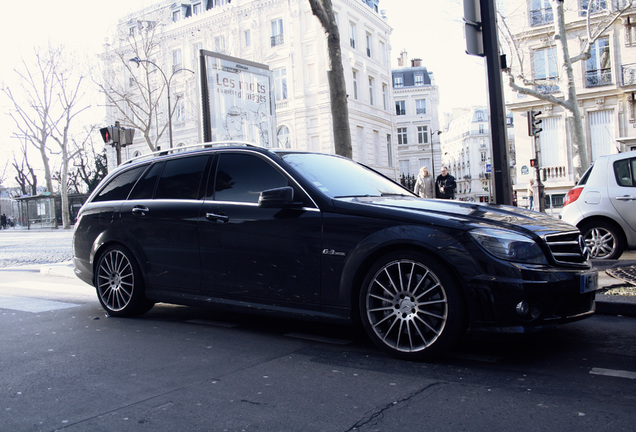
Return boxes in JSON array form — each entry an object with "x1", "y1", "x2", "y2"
[{"x1": 1, "y1": 227, "x2": 635, "y2": 317}]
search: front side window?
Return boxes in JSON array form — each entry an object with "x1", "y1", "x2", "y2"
[
  {"x1": 213, "y1": 153, "x2": 288, "y2": 203},
  {"x1": 155, "y1": 156, "x2": 209, "y2": 200},
  {"x1": 586, "y1": 37, "x2": 611, "y2": 87},
  {"x1": 613, "y1": 157, "x2": 636, "y2": 187},
  {"x1": 396, "y1": 100, "x2": 406, "y2": 116}
]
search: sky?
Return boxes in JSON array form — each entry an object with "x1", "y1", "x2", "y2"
[{"x1": 0, "y1": 0, "x2": 489, "y2": 184}]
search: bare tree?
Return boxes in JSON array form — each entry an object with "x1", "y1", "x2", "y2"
[
  {"x1": 2, "y1": 48, "x2": 57, "y2": 193},
  {"x1": 96, "y1": 21, "x2": 172, "y2": 152},
  {"x1": 309, "y1": 0, "x2": 352, "y2": 158},
  {"x1": 499, "y1": 0, "x2": 633, "y2": 179},
  {"x1": 12, "y1": 141, "x2": 38, "y2": 196},
  {"x1": 2, "y1": 46, "x2": 90, "y2": 228}
]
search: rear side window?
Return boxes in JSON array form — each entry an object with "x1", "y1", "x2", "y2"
[
  {"x1": 92, "y1": 165, "x2": 148, "y2": 202},
  {"x1": 613, "y1": 158, "x2": 636, "y2": 187},
  {"x1": 128, "y1": 162, "x2": 164, "y2": 200},
  {"x1": 155, "y1": 155, "x2": 209, "y2": 199},
  {"x1": 212, "y1": 153, "x2": 288, "y2": 203}
]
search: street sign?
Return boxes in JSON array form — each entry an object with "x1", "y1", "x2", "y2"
[{"x1": 486, "y1": 163, "x2": 492, "y2": 173}]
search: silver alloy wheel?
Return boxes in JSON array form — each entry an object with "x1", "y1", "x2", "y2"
[
  {"x1": 584, "y1": 226, "x2": 618, "y2": 259},
  {"x1": 364, "y1": 259, "x2": 448, "y2": 353},
  {"x1": 97, "y1": 249, "x2": 135, "y2": 312}
]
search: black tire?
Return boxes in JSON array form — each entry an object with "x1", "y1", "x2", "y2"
[
  {"x1": 94, "y1": 245, "x2": 154, "y2": 317},
  {"x1": 359, "y1": 251, "x2": 466, "y2": 360},
  {"x1": 580, "y1": 221, "x2": 624, "y2": 260}
]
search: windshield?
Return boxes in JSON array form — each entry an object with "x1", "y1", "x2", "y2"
[{"x1": 281, "y1": 153, "x2": 412, "y2": 199}]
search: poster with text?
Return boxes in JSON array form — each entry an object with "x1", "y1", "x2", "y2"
[{"x1": 200, "y1": 50, "x2": 275, "y2": 147}]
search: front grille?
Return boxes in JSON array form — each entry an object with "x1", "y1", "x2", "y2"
[{"x1": 544, "y1": 230, "x2": 589, "y2": 266}]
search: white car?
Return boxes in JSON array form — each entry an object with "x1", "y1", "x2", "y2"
[{"x1": 562, "y1": 150, "x2": 636, "y2": 259}]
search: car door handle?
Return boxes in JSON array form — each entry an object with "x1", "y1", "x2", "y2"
[
  {"x1": 206, "y1": 212, "x2": 229, "y2": 223},
  {"x1": 131, "y1": 206, "x2": 149, "y2": 216},
  {"x1": 615, "y1": 195, "x2": 635, "y2": 201}
]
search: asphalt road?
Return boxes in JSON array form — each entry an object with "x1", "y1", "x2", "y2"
[{"x1": 0, "y1": 230, "x2": 635, "y2": 431}]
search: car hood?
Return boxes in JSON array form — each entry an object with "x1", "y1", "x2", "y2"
[{"x1": 334, "y1": 196, "x2": 577, "y2": 237}]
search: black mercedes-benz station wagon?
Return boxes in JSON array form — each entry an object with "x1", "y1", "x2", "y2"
[{"x1": 73, "y1": 143, "x2": 597, "y2": 359}]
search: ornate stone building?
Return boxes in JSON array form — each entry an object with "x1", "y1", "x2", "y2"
[{"x1": 101, "y1": 0, "x2": 398, "y2": 178}]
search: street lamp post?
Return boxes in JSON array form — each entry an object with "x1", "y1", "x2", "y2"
[{"x1": 129, "y1": 57, "x2": 195, "y2": 148}]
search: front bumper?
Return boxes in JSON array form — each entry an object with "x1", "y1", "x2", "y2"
[{"x1": 466, "y1": 265, "x2": 597, "y2": 332}]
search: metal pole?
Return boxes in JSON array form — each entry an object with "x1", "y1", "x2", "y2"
[{"x1": 480, "y1": 0, "x2": 512, "y2": 205}]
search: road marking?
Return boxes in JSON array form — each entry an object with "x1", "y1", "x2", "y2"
[
  {"x1": 0, "y1": 295, "x2": 79, "y2": 313},
  {"x1": 589, "y1": 367, "x2": 636, "y2": 380}
]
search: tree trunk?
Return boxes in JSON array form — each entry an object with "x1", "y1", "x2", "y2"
[{"x1": 309, "y1": 0, "x2": 352, "y2": 158}]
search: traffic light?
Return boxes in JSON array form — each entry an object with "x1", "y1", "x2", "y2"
[
  {"x1": 527, "y1": 110, "x2": 542, "y2": 137},
  {"x1": 99, "y1": 127, "x2": 113, "y2": 144},
  {"x1": 530, "y1": 158, "x2": 538, "y2": 168}
]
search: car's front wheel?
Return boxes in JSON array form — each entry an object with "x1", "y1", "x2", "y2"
[
  {"x1": 580, "y1": 221, "x2": 624, "y2": 260},
  {"x1": 95, "y1": 245, "x2": 154, "y2": 317},
  {"x1": 359, "y1": 251, "x2": 466, "y2": 360}
]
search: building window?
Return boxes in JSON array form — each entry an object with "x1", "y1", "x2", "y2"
[
  {"x1": 393, "y1": 76, "x2": 403, "y2": 88},
  {"x1": 277, "y1": 125, "x2": 291, "y2": 148},
  {"x1": 395, "y1": 100, "x2": 406, "y2": 116},
  {"x1": 175, "y1": 97, "x2": 185, "y2": 123},
  {"x1": 533, "y1": 46, "x2": 559, "y2": 93},
  {"x1": 481, "y1": 151, "x2": 487, "y2": 162},
  {"x1": 368, "y1": 77, "x2": 375, "y2": 106},
  {"x1": 417, "y1": 126, "x2": 429, "y2": 144},
  {"x1": 530, "y1": 0, "x2": 553, "y2": 26},
  {"x1": 580, "y1": 0, "x2": 607, "y2": 16},
  {"x1": 397, "y1": 127, "x2": 408, "y2": 145},
  {"x1": 349, "y1": 22, "x2": 356, "y2": 48},
  {"x1": 172, "y1": 49, "x2": 182, "y2": 72},
  {"x1": 352, "y1": 69, "x2": 359, "y2": 100},
  {"x1": 386, "y1": 134, "x2": 393, "y2": 167},
  {"x1": 586, "y1": 37, "x2": 611, "y2": 87},
  {"x1": 414, "y1": 74, "x2": 424, "y2": 86},
  {"x1": 274, "y1": 68, "x2": 287, "y2": 101},
  {"x1": 479, "y1": 124, "x2": 485, "y2": 134},
  {"x1": 379, "y1": 40, "x2": 386, "y2": 64},
  {"x1": 271, "y1": 19, "x2": 284, "y2": 47},
  {"x1": 193, "y1": 3, "x2": 201, "y2": 15},
  {"x1": 244, "y1": 30, "x2": 251, "y2": 48},
  {"x1": 215, "y1": 36, "x2": 226, "y2": 52},
  {"x1": 366, "y1": 33, "x2": 372, "y2": 57},
  {"x1": 172, "y1": 10, "x2": 181, "y2": 22},
  {"x1": 382, "y1": 83, "x2": 388, "y2": 110},
  {"x1": 415, "y1": 99, "x2": 426, "y2": 115}
]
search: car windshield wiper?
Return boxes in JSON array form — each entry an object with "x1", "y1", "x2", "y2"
[
  {"x1": 380, "y1": 192, "x2": 409, "y2": 197},
  {"x1": 334, "y1": 194, "x2": 381, "y2": 199}
]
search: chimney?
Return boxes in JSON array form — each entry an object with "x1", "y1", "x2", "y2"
[
  {"x1": 411, "y1": 58, "x2": 422, "y2": 67},
  {"x1": 397, "y1": 51, "x2": 408, "y2": 67}
]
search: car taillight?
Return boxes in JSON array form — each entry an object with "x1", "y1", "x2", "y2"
[{"x1": 563, "y1": 187, "x2": 583, "y2": 206}]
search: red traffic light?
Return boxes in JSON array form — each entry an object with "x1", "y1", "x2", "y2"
[
  {"x1": 99, "y1": 127, "x2": 113, "y2": 144},
  {"x1": 530, "y1": 158, "x2": 538, "y2": 167}
]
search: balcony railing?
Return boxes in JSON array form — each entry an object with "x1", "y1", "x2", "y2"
[
  {"x1": 586, "y1": 68, "x2": 612, "y2": 87},
  {"x1": 271, "y1": 34, "x2": 284, "y2": 47}
]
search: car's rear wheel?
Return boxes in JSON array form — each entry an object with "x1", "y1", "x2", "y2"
[
  {"x1": 359, "y1": 251, "x2": 466, "y2": 360},
  {"x1": 95, "y1": 245, "x2": 154, "y2": 316},
  {"x1": 580, "y1": 221, "x2": 624, "y2": 260}
]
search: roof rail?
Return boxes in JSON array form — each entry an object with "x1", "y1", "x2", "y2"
[{"x1": 121, "y1": 141, "x2": 266, "y2": 165}]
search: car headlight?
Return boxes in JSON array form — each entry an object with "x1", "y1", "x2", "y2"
[{"x1": 469, "y1": 228, "x2": 548, "y2": 264}]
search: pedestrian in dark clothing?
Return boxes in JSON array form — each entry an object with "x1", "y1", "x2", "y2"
[
  {"x1": 1, "y1": 214, "x2": 6, "y2": 229},
  {"x1": 435, "y1": 167, "x2": 456, "y2": 199}
]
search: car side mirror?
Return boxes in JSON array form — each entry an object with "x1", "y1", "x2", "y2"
[{"x1": 258, "y1": 186, "x2": 297, "y2": 208}]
